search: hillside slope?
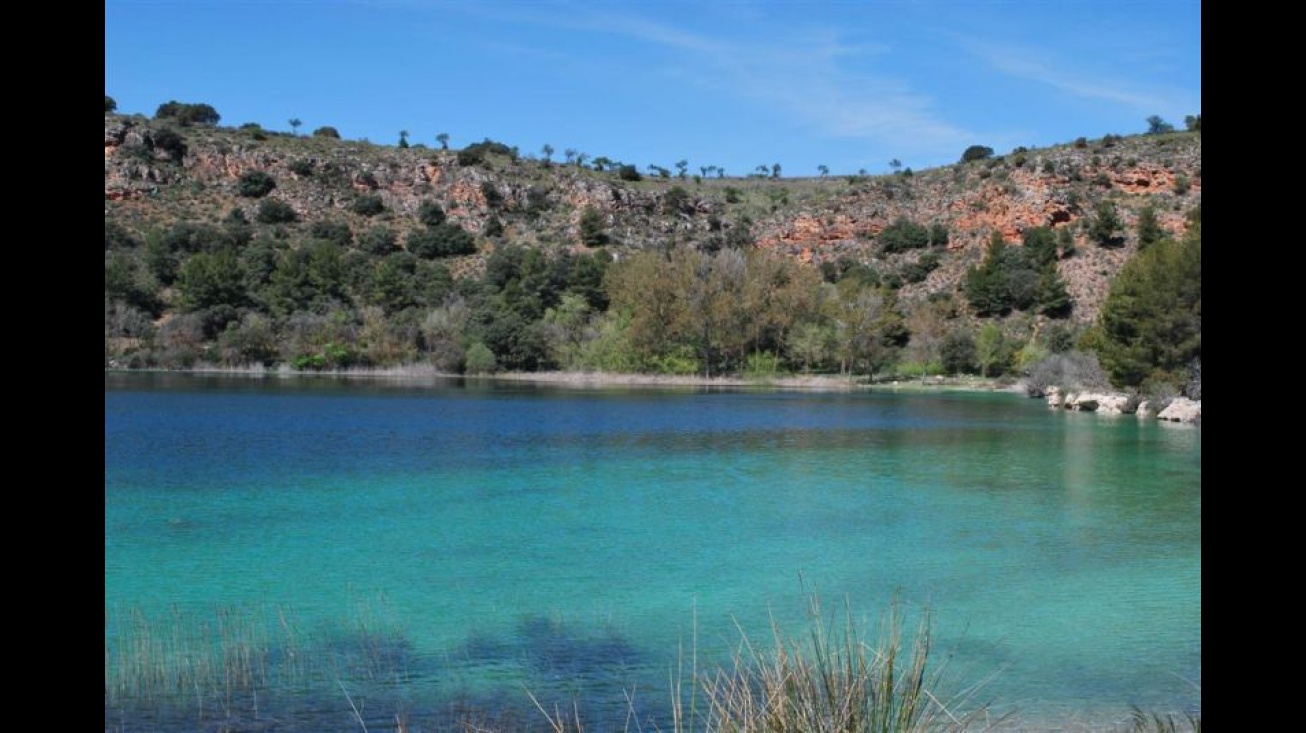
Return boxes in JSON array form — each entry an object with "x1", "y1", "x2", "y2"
[{"x1": 105, "y1": 115, "x2": 1200, "y2": 377}]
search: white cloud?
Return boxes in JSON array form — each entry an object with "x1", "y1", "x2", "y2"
[{"x1": 966, "y1": 41, "x2": 1195, "y2": 114}]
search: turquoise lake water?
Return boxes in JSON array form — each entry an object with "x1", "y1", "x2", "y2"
[{"x1": 104, "y1": 373, "x2": 1201, "y2": 731}]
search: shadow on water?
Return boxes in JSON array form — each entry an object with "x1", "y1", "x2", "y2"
[{"x1": 105, "y1": 608, "x2": 672, "y2": 732}]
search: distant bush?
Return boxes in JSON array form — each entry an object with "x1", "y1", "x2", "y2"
[
  {"x1": 407, "y1": 224, "x2": 475, "y2": 259},
  {"x1": 288, "y1": 159, "x2": 315, "y2": 176},
  {"x1": 150, "y1": 127, "x2": 187, "y2": 161},
  {"x1": 309, "y1": 219, "x2": 353, "y2": 248},
  {"x1": 464, "y1": 342, "x2": 497, "y2": 374},
  {"x1": 358, "y1": 225, "x2": 397, "y2": 255},
  {"x1": 1088, "y1": 200, "x2": 1124, "y2": 247},
  {"x1": 312, "y1": 126, "x2": 341, "y2": 139},
  {"x1": 237, "y1": 170, "x2": 277, "y2": 198},
  {"x1": 480, "y1": 182, "x2": 505, "y2": 209},
  {"x1": 255, "y1": 199, "x2": 298, "y2": 224},
  {"x1": 960, "y1": 145, "x2": 994, "y2": 163},
  {"x1": 154, "y1": 100, "x2": 220, "y2": 126},
  {"x1": 417, "y1": 200, "x2": 447, "y2": 227},
  {"x1": 239, "y1": 123, "x2": 268, "y2": 141},
  {"x1": 1146, "y1": 115, "x2": 1175, "y2": 134},
  {"x1": 616, "y1": 164, "x2": 642, "y2": 181},
  {"x1": 104, "y1": 220, "x2": 139, "y2": 250},
  {"x1": 105, "y1": 95, "x2": 117, "y2": 114},
  {"x1": 351, "y1": 194, "x2": 386, "y2": 217},
  {"x1": 161, "y1": 222, "x2": 231, "y2": 254},
  {"x1": 1023, "y1": 350, "x2": 1109, "y2": 397},
  {"x1": 900, "y1": 251, "x2": 941, "y2": 283},
  {"x1": 879, "y1": 218, "x2": 931, "y2": 253},
  {"x1": 579, "y1": 207, "x2": 607, "y2": 247},
  {"x1": 457, "y1": 139, "x2": 516, "y2": 167}
]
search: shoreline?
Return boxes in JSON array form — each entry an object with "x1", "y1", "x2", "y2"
[{"x1": 106, "y1": 364, "x2": 1026, "y2": 395}]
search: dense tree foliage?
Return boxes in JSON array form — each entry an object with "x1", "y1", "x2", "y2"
[
  {"x1": 406, "y1": 224, "x2": 475, "y2": 259},
  {"x1": 961, "y1": 145, "x2": 994, "y2": 163},
  {"x1": 1082, "y1": 223, "x2": 1201, "y2": 388},
  {"x1": 155, "y1": 101, "x2": 220, "y2": 126},
  {"x1": 964, "y1": 231, "x2": 1071, "y2": 318}
]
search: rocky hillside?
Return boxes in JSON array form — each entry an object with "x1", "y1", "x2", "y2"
[{"x1": 106, "y1": 116, "x2": 1199, "y2": 328}]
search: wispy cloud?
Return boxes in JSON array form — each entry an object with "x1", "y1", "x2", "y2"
[
  {"x1": 524, "y1": 7, "x2": 973, "y2": 155},
  {"x1": 965, "y1": 41, "x2": 1194, "y2": 114}
]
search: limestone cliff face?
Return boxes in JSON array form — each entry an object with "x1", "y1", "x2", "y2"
[{"x1": 104, "y1": 116, "x2": 1200, "y2": 323}]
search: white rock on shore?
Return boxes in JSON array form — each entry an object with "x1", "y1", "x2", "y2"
[
  {"x1": 1044, "y1": 388, "x2": 1201, "y2": 423},
  {"x1": 1059, "y1": 391, "x2": 1136, "y2": 414},
  {"x1": 1157, "y1": 397, "x2": 1202, "y2": 423}
]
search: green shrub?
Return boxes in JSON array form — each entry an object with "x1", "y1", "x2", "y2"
[
  {"x1": 879, "y1": 218, "x2": 931, "y2": 253},
  {"x1": 350, "y1": 194, "x2": 386, "y2": 217},
  {"x1": 312, "y1": 126, "x2": 341, "y2": 139},
  {"x1": 407, "y1": 224, "x2": 475, "y2": 259},
  {"x1": 236, "y1": 170, "x2": 277, "y2": 198},
  {"x1": 416, "y1": 200, "x2": 447, "y2": 227},
  {"x1": 960, "y1": 145, "x2": 993, "y2": 163},
  {"x1": 463, "y1": 342, "x2": 497, "y2": 374},
  {"x1": 1088, "y1": 200, "x2": 1124, "y2": 247},
  {"x1": 578, "y1": 207, "x2": 607, "y2": 247},
  {"x1": 456, "y1": 139, "x2": 516, "y2": 167},
  {"x1": 358, "y1": 225, "x2": 397, "y2": 255},
  {"x1": 308, "y1": 220, "x2": 353, "y2": 248},
  {"x1": 150, "y1": 127, "x2": 187, "y2": 161},
  {"x1": 154, "y1": 100, "x2": 220, "y2": 126},
  {"x1": 105, "y1": 95, "x2": 117, "y2": 113},
  {"x1": 255, "y1": 199, "x2": 298, "y2": 224},
  {"x1": 239, "y1": 123, "x2": 268, "y2": 141}
]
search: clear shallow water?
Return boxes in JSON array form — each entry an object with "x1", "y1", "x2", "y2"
[{"x1": 104, "y1": 373, "x2": 1200, "y2": 731}]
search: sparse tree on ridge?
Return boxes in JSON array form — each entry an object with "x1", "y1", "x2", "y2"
[
  {"x1": 289, "y1": 118, "x2": 302, "y2": 136},
  {"x1": 1146, "y1": 115, "x2": 1174, "y2": 134},
  {"x1": 436, "y1": 133, "x2": 450, "y2": 149}
]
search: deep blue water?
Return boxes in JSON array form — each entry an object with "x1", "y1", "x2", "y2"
[{"x1": 104, "y1": 373, "x2": 1200, "y2": 731}]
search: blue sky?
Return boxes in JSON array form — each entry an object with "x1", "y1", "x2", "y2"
[{"x1": 105, "y1": 0, "x2": 1200, "y2": 177}]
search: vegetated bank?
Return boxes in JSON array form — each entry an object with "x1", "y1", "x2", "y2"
[{"x1": 106, "y1": 102, "x2": 1200, "y2": 416}]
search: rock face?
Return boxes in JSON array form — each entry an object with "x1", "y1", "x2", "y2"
[{"x1": 1157, "y1": 397, "x2": 1202, "y2": 423}]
